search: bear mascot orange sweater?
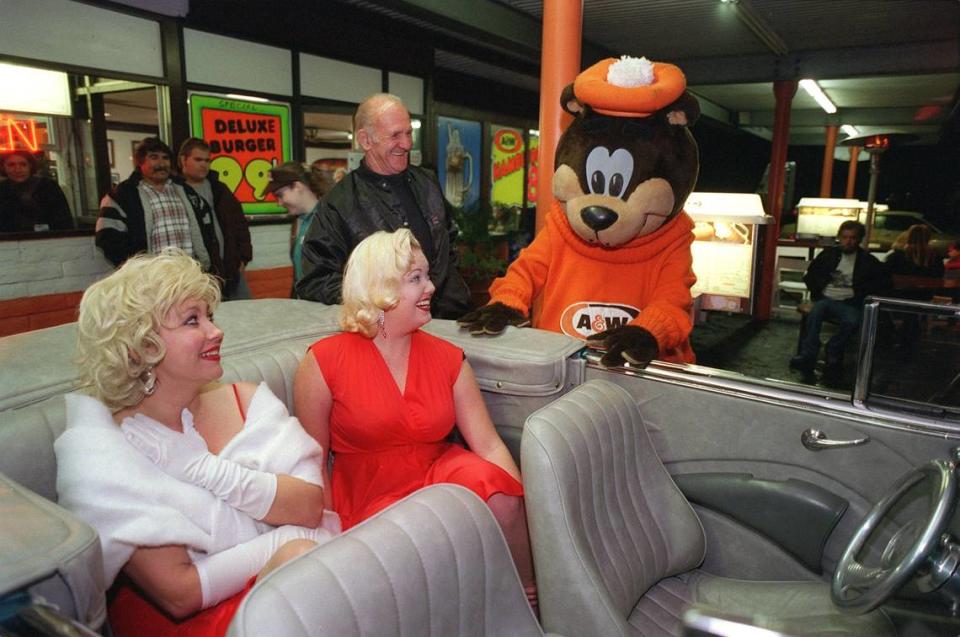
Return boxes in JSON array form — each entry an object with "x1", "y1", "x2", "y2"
[{"x1": 459, "y1": 56, "x2": 700, "y2": 367}]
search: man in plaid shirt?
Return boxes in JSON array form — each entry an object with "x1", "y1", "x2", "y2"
[{"x1": 96, "y1": 138, "x2": 223, "y2": 275}]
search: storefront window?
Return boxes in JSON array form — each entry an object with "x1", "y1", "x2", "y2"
[
  {"x1": 304, "y1": 110, "x2": 352, "y2": 193},
  {"x1": 0, "y1": 61, "x2": 164, "y2": 237}
]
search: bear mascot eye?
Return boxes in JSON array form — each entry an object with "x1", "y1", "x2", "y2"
[{"x1": 585, "y1": 146, "x2": 634, "y2": 199}]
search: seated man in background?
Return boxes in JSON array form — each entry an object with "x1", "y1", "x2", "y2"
[{"x1": 790, "y1": 220, "x2": 889, "y2": 384}]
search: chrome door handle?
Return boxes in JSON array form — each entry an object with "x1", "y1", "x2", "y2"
[{"x1": 801, "y1": 428, "x2": 870, "y2": 451}]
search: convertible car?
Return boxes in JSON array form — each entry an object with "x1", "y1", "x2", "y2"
[{"x1": 0, "y1": 296, "x2": 958, "y2": 636}]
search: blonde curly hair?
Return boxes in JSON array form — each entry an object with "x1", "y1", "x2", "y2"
[
  {"x1": 75, "y1": 249, "x2": 221, "y2": 411},
  {"x1": 339, "y1": 229, "x2": 421, "y2": 337}
]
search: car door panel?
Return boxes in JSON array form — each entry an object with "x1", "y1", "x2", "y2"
[
  {"x1": 587, "y1": 366, "x2": 957, "y2": 581},
  {"x1": 674, "y1": 472, "x2": 848, "y2": 574}
]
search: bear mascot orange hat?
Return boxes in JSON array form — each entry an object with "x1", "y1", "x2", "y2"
[{"x1": 458, "y1": 56, "x2": 700, "y2": 368}]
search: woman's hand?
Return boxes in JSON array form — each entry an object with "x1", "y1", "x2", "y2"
[
  {"x1": 122, "y1": 413, "x2": 278, "y2": 521},
  {"x1": 121, "y1": 413, "x2": 209, "y2": 479}
]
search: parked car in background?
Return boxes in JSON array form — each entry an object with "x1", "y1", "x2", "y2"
[
  {"x1": 782, "y1": 200, "x2": 957, "y2": 254},
  {"x1": 867, "y1": 210, "x2": 957, "y2": 253}
]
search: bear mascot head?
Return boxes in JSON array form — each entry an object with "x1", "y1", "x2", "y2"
[{"x1": 459, "y1": 56, "x2": 701, "y2": 368}]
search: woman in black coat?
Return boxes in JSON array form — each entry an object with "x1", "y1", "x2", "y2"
[{"x1": 0, "y1": 151, "x2": 73, "y2": 233}]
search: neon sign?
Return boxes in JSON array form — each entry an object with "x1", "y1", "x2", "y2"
[{"x1": 0, "y1": 117, "x2": 41, "y2": 152}]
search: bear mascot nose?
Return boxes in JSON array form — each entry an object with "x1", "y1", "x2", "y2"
[{"x1": 580, "y1": 206, "x2": 619, "y2": 232}]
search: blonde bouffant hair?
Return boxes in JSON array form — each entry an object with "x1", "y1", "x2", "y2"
[
  {"x1": 340, "y1": 229, "x2": 421, "y2": 337},
  {"x1": 75, "y1": 249, "x2": 221, "y2": 411}
]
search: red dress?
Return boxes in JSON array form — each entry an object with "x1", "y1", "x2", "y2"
[
  {"x1": 310, "y1": 330, "x2": 523, "y2": 530},
  {"x1": 108, "y1": 579, "x2": 253, "y2": 637}
]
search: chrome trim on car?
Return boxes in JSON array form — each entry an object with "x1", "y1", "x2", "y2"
[{"x1": 584, "y1": 351, "x2": 960, "y2": 440}]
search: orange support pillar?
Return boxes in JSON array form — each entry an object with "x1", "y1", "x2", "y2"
[
  {"x1": 535, "y1": 0, "x2": 582, "y2": 233},
  {"x1": 755, "y1": 79, "x2": 797, "y2": 321},
  {"x1": 819, "y1": 125, "x2": 838, "y2": 197},
  {"x1": 845, "y1": 146, "x2": 861, "y2": 198}
]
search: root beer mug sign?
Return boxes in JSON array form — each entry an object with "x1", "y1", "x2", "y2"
[{"x1": 189, "y1": 93, "x2": 292, "y2": 214}]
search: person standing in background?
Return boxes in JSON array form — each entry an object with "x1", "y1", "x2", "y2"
[
  {"x1": 296, "y1": 93, "x2": 469, "y2": 318},
  {"x1": 264, "y1": 162, "x2": 332, "y2": 296},
  {"x1": 0, "y1": 150, "x2": 73, "y2": 233},
  {"x1": 178, "y1": 138, "x2": 254, "y2": 300},
  {"x1": 96, "y1": 138, "x2": 222, "y2": 276}
]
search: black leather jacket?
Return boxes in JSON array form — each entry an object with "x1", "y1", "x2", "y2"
[
  {"x1": 803, "y1": 246, "x2": 890, "y2": 304},
  {"x1": 296, "y1": 161, "x2": 470, "y2": 318}
]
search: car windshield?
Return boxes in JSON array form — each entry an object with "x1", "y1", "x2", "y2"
[
  {"x1": 857, "y1": 298, "x2": 960, "y2": 422},
  {"x1": 877, "y1": 213, "x2": 943, "y2": 234}
]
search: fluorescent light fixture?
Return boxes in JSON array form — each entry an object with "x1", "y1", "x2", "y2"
[
  {"x1": 411, "y1": 119, "x2": 422, "y2": 129},
  {"x1": 799, "y1": 79, "x2": 836, "y2": 114},
  {"x1": 226, "y1": 93, "x2": 270, "y2": 103},
  {"x1": 528, "y1": 129, "x2": 540, "y2": 136},
  {"x1": 841, "y1": 124, "x2": 859, "y2": 137},
  {"x1": 0, "y1": 62, "x2": 72, "y2": 116}
]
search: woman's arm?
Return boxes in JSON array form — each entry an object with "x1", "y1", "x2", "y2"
[
  {"x1": 124, "y1": 523, "x2": 332, "y2": 618},
  {"x1": 231, "y1": 382, "x2": 326, "y2": 528},
  {"x1": 293, "y1": 352, "x2": 335, "y2": 511},
  {"x1": 262, "y1": 474, "x2": 325, "y2": 528},
  {"x1": 453, "y1": 361, "x2": 521, "y2": 483},
  {"x1": 123, "y1": 545, "x2": 202, "y2": 619},
  {"x1": 123, "y1": 384, "x2": 325, "y2": 529}
]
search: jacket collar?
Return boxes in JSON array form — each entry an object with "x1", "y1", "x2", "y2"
[{"x1": 355, "y1": 160, "x2": 411, "y2": 187}]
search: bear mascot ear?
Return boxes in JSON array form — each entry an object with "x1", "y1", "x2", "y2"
[
  {"x1": 560, "y1": 83, "x2": 586, "y2": 115},
  {"x1": 663, "y1": 92, "x2": 701, "y2": 128}
]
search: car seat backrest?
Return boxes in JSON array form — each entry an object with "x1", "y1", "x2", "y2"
[
  {"x1": 228, "y1": 484, "x2": 543, "y2": 637},
  {"x1": 521, "y1": 379, "x2": 707, "y2": 634}
]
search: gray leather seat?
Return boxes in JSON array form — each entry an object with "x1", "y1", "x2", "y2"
[
  {"x1": 521, "y1": 379, "x2": 895, "y2": 637},
  {"x1": 228, "y1": 484, "x2": 544, "y2": 637}
]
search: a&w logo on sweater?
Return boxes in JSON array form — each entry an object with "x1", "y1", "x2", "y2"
[{"x1": 559, "y1": 302, "x2": 640, "y2": 339}]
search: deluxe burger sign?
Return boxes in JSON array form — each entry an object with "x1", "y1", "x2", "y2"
[{"x1": 189, "y1": 93, "x2": 292, "y2": 214}]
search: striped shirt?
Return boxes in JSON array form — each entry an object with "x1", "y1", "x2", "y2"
[{"x1": 139, "y1": 179, "x2": 194, "y2": 255}]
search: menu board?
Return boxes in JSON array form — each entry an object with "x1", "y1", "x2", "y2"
[{"x1": 189, "y1": 93, "x2": 292, "y2": 214}]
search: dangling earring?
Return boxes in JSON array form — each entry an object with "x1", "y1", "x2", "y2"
[
  {"x1": 377, "y1": 310, "x2": 387, "y2": 338},
  {"x1": 142, "y1": 365, "x2": 158, "y2": 396}
]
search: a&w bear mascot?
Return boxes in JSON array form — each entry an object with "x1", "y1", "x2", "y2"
[{"x1": 458, "y1": 56, "x2": 701, "y2": 368}]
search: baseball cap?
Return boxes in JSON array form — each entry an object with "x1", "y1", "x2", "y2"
[{"x1": 264, "y1": 162, "x2": 307, "y2": 195}]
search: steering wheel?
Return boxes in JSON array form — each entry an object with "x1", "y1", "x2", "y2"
[{"x1": 832, "y1": 459, "x2": 958, "y2": 613}]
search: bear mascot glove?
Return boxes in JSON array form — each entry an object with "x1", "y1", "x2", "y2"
[
  {"x1": 457, "y1": 301, "x2": 530, "y2": 335},
  {"x1": 586, "y1": 325, "x2": 659, "y2": 368}
]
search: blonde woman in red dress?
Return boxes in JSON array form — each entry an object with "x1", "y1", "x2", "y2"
[{"x1": 295, "y1": 228, "x2": 536, "y2": 611}]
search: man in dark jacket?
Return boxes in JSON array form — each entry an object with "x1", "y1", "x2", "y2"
[
  {"x1": 296, "y1": 93, "x2": 469, "y2": 318},
  {"x1": 96, "y1": 137, "x2": 223, "y2": 277},
  {"x1": 178, "y1": 138, "x2": 253, "y2": 300},
  {"x1": 790, "y1": 220, "x2": 889, "y2": 381}
]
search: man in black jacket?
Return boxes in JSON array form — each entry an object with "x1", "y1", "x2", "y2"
[
  {"x1": 295, "y1": 93, "x2": 469, "y2": 318},
  {"x1": 790, "y1": 220, "x2": 889, "y2": 382}
]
